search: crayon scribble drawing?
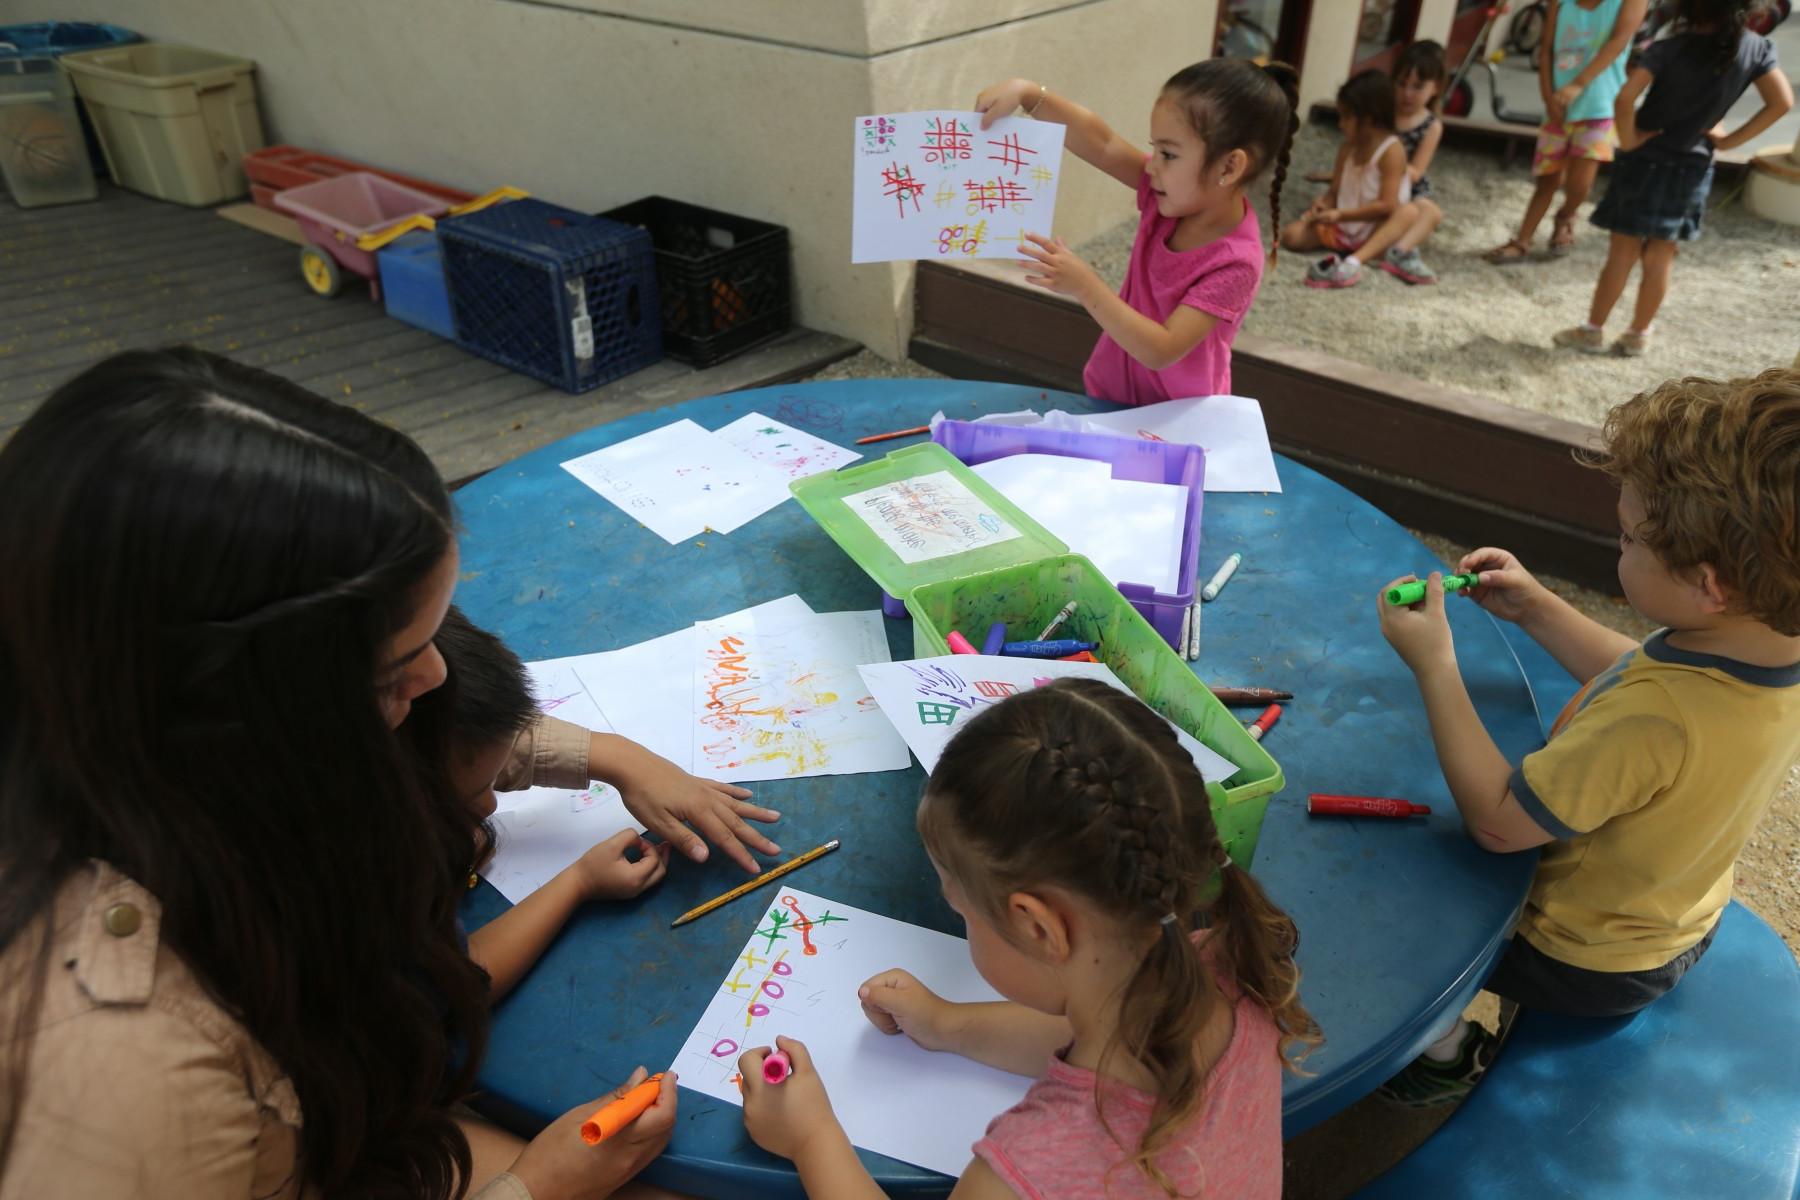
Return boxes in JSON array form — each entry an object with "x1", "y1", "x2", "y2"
[
  {"x1": 841, "y1": 470, "x2": 1022, "y2": 565},
  {"x1": 852, "y1": 111, "x2": 1065, "y2": 264},
  {"x1": 714, "y1": 412, "x2": 861, "y2": 482},
  {"x1": 674, "y1": 887, "x2": 1031, "y2": 1176},
  {"x1": 691, "y1": 598, "x2": 910, "y2": 784}
]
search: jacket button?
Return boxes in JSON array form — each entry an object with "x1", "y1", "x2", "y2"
[{"x1": 103, "y1": 903, "x2": 141, "y2": 937}]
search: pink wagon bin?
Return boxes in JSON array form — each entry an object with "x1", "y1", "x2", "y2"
[{"x1": 272, "y1": 171, "x2": 448, "y2": 300}]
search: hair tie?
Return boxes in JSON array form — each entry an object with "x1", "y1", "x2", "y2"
[{"x1": 1160, "y1": 911, "x2": 1179, "y2": 927}]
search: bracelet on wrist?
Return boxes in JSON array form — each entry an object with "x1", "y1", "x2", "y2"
[{"x1": 1024, "y1": 83, "x2": 1048, "y2": 118}]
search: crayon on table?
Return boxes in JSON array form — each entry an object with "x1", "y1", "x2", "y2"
[
  {"x1": 580, "y1": 1073, "x2": 666, "y2": 1144},
  {"x1": 1386, "y1": 572, "x2": 1480, "y2": 606},
  {"x1": 762, "y1": 1050, "x2": 792, "y2": 1085},
  {"x1": 1201, "y1": 552, "x2": 1243, "y2": 602},
  {"x1": 1000, "y1": 639, "x2": 1096, "y2": 659},
  {"x1": 1246, "y1": 704, "x2": 1281, "y2": 741},
  {"x1": 946, "y1": 630, "x2": 978, "y2": 655},
  {"x1": 1036, "y1": 600, "x2": 1078, "y2": 641},
  {"x1": 981, "y1": 622, "x2": 1008, "y2": 655},
  {"x1": 853, "y1": 425, "x2": 930, "y2": 446},
  {"x1": 1308, "y1": 794, "x2": 1432, "y2": 818},
  {"x1": 1210, "y1": 686, "x2": 1293, "y2": 705}
]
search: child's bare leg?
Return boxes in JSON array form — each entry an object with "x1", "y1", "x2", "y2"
[
  {"x1": 1355, "y1": 201, "x2": 1421, "y2": 263},
  {"x1": 1557, "y1": 158, "x2": 1601, "y2": 219},
  {"x1": 1394, "y1": 198, "x2": 1443, "y2": 253},
  {"x1": 1630, "y1": 238, "x2": 1678, "y2": 331},
  {"x1": 1516, "y1": 167, "x2": 1565, "y2": 243},
  {"x1": 1282, "y1": 219, "x2": 1326, "y2": 251},
  {"x1": 1588, "y1": 234, "x2": 1645, "y2": 327}
]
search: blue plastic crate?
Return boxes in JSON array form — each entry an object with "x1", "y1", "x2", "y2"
[
  {"x1": 438, "y1": 198, "x2": 661, "y2": 394},
  {"x1": 378, "y1": 230, "x2": 456, "y2": 340},
  {"x1": 0, "y1": 22, "x2": 139, "y2": 60}
]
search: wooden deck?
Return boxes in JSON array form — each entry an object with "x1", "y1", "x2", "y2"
[{"x1": 0, "y1": 187, "x2": 855, "y2": 482}]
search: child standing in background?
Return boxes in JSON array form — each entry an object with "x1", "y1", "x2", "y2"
[
  {"x1": 738, "y1": 679, "x2": 1320, "y2": 1197},
  {"x1": 973, "y1": 60, "x2": 1299, "y2": 404},
  {"x1": 1486, "y1": 0, "x2": 1648, "y2": 263},
  {"x1": 1385, "y1": 40, "x2": 1448, "y2": 284},
  {"x1": 1555, "y1": 0, "x2": 1793, "y2": 355},
  {"x1": 1282, "y1": 71, "x2": 1425, "y2": 288}
]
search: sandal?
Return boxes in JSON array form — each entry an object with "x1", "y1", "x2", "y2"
[
  {"x1": 1483, "y1": 237, "x2": 1531, "y2": 265},
  {"x1": 1549, "y1": 213, "x2": 1577, "y2": 257}
]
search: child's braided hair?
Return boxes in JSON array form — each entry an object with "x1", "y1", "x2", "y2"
[{"x1": 1162, "y1": 58, "x2": 1300, "y2": 263}]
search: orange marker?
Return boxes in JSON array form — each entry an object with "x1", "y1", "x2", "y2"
[
  {"x1": 1056, "y1": 650, "x2": 1098, "y2": 662},
  {"x1": 579, "y1": 1073, "x2": 665, "y2": 1144}
]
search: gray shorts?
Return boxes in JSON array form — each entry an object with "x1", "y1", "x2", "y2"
[{"x1": 1484, "y1": 920, "x2": 1719, "y2": 1018}]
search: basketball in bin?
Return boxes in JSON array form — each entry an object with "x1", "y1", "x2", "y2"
[{"x1": 440, "y1": 198, "x2": 662, "y2": 394}]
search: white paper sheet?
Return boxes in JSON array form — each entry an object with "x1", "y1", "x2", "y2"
[
  {"x1": 857, "y1": 656, "x2": 1240, "y2": 782},
  {"x1": 714, "y1": 412, "x2": 861, "y2": 481},
  {"x1": 972, "y1": 456, "x2": 1189, "y2": 595},
  {"x1": 852, "y1": 111, "x2": 1067, "y2": 265},
  {"x1": 694, "y1": 600, "x2": 910, "y2": 783},
  {"x1": 842, "y1": 470, "x2": 1023, "y2": 564},
  {"x1": 558, "y1": 628, "x2": 698, "y2": 773},
  {"x1": 560, "y1": 419, "x2": 793, "y2": 543},
  {"x1": 675, "y1": 887, "x2": 1033, "y2": 1175}
]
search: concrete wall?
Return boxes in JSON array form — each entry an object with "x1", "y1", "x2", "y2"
[
  {"x1": 16, "y1": 0, "x2": 1211, "y2": 358},
  {"x1": 1297, "y1": 0, "x2": 1361, "y2": 110}
]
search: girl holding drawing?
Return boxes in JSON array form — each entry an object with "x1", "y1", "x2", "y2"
[
  {"x1": 974, "y1": 60, "x2": 1299, "y2": 405},
  {"x1": 0, "y1": 348, "x2": 677, "y2": 1200},
  {"x1": 739, "y1": 678, "x2": 1319, "y2": 1198}
]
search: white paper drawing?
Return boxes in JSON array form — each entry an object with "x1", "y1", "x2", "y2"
[
  {"x1": 715, "y1": 412, "x2": 861, "y2": 481},
  {"x1": 560, "y1": 419, "x2": 793, "y2": 544},
  {"x1": 841, "y1": 470, "x2": 1022, "y2": 565}
]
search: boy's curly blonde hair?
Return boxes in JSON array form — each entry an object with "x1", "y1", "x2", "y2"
[{"x1": 1585, "y1": 368, "x2": 1800, "y2": 636}]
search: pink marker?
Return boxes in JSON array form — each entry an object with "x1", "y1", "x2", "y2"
[{"x1": 762, "y1": 1050, "x2": 792, "y2": 1085}]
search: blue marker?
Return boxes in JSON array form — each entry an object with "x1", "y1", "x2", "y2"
[
  {"x1": 981, "y1": 622, "x2": 1008, "y2": 655},
  {"x1": 1000, "y1": 639, "x2": 1098, "y2": 659}
]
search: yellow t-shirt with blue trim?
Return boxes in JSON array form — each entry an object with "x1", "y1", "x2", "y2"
[{"x1": 1509, "y1": 631, "x2": 1800, "y2": 973}]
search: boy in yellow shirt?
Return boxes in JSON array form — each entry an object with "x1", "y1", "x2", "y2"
[{"x1": 1376, "y1": 367, "x2": 1800, "y2": 1104}]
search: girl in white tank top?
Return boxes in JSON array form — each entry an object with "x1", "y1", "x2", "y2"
[{"x1": 1334, "y1": 133, "x2": 1413, "y2": 243}]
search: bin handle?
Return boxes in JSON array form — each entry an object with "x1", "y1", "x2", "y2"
[{"x1": 353, "y1": 186, "x2": 530, "y2": 252}]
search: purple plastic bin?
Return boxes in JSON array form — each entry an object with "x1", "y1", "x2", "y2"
[
  {"x1": 932, "y1": 419, "x2": 1205, "y2": 651},
  {"x1": 274, "y1": 172, "x2": 449, "y2": 290}
]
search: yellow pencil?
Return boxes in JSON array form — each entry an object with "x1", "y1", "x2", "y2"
[{"x1": 669, "y1": 839, "x2": 841, "y2": 928}]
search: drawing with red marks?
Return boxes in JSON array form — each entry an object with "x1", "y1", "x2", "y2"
[
  {"x1": 986, "y1": 132, "x2": 1037, "y2": 175},
  {"x1": 880, "y1": 163, "x2": 925, "y2": 218},
  {"x1": 919, "y1": 117, "x2": 974, "y2": 165},
  {"x1": 963, "y1": 178, "x2": 1031, "y2": 215}
]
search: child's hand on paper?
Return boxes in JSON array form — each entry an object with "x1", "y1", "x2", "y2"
[
  {"x1": 975, "y1": 78, "x2": 1041, "y2": 129},
  {"x1": 1019, "y1": 233, "x2": 1105, "y2": 305},
  {"x1": 509, "y1": 1067, "x2": 677, "y2": 1200},
  {"x1": 575, "y1": 829, "x2": 673, "y2": 901},
  {"x1": 606, "y1": 740, "x2": 782, "y2": 873},
  {"x1": 740, "y1": 1037, "x2": 843, "y2": 1162},
  {"x1": 1455, "y1": 547, "x2": 1550, "y2": 626},
  {"x1": 858, "y1": 968, "x2": 954, "y2": 1051},
  {"x1": 1377, "y1": 573, "x2": 1456, "y2": 675}
]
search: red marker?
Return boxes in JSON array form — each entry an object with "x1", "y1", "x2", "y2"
[
  {"x1": 1308, "y1": 794, "x2": 1432, "y2": 818},
  {"x1": 762, "y1": 1050, "x2": 792, "y2": 1085},
  {"x1": 946, "y1": 630, "x2": 978, "y2": 655},
  {"x1": 1246, "y1": 704, "x2": 1281, "y2": 741}
]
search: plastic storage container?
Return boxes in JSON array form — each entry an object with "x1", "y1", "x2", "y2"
[
  {"x1": 933, "y1": 420, "x2": 1205, "y2": 650},
  {"x1": 0, "y1": 57, "x2": 96, "y2": 206},
  {"x1": 244, "y1": 143, "x2": 475, "y2": 212},
  {"x1": 0, "y1": 22, "x2": 138, "y2": 59},
  {"x1": 598, "y1": 195, "x2": 791, "y2": 367},
  {"x1": 378, "y1": 230, "x2": 456, "y2": 339},
  {"x1": 274, "y1": 172, "x2": 449, "y2": 298},
  {"x1": 789, "y1": 442, "x2": 1282, "y2": 866},
  {"x1": 439, "y1": 198, "x2": 662, "y2": 393},
  {"x1": 60, "y1": 42, "x2": 264, "y2": 206}
]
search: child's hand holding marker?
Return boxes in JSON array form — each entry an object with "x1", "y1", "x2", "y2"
[
  {"x1": 1377, "y1": 572, "x2": 1456, "y2": 675},
  {"x1": 740, "y1": 1037, "x2": 844, "y2": 1164},
  {"x1": 1454, "y1": 546, "x2": 1551, "y2": 626},
  {"x1": 514, "y1": 1067, "x2": 676, "y2": 1199}
]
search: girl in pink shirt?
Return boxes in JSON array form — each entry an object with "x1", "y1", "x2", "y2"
[
  {"x1": 969, "y1": 61, "x2": 1299, "y2": 405},
  {"x1": 739, "y1": 679, "x2": 1322, "y2": 1199}
]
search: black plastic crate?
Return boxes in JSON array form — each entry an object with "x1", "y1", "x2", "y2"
[
  {"x1": 598, "y1": 196, "x2": 790, "y2": 368},
  {"x1": 440, "y1": 198, "x2": 661, "y2": 394}
]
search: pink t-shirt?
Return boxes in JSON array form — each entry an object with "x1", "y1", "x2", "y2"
[
  {"x1": 1082, "y1": 170, "x2": 1266, "y2": 406},
  {"x1": 971, "y1": 966, "x2": 1282, "y2": 1200}
]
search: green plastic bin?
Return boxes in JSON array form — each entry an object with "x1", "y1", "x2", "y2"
[
  {"x1": 60, "y1": 42, "x2": 263, "y2": 205},
  {"x1": 791, "y1": 444, "x2": 1283, "y2": 869}
]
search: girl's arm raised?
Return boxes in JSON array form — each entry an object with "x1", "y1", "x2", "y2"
[
  {"x1": 976, "y1": 78, "x2": 1144, "y2": 187},
  {"x1": 1016, "y1": 232, "x2": 1225, "y2": 372}
]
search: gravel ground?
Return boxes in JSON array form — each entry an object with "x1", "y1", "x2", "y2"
[{"x1": 1076, "y1": 123, "x2": 1800, "y2": 427}]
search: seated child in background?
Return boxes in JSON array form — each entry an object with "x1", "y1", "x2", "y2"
[
  {"x1": 1485, "y1": 0, "x2": 1647, "y2": 263},
  {"x1": 973, "y1": 59, "x2": 1299, "y2": 404},
  {"x1": 1282, "y1": 70, "x2": 1426, "y2": 289},
  {"x1": 1375, "y1": 368, "x2": 1800, "y2": 1104},
  {"x1": 1385, "y1": 40, "x2": 1448, "y2": 284},
  {"x1": 1554, "y1": 0, "x2": 1793, "y2": 356},
  {"x1": 737, "y1": 679, "x2": 1321, "y2": 1198},
  {"x1": 407, "y1": 609, "x2": 779, "y2": 999}
]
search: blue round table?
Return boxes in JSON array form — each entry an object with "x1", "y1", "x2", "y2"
[{"x1": 456, "y1": 380, "x2": 1541, "y2": 1198}]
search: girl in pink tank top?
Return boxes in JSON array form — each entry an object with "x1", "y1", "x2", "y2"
[{"x1": 738, "y1": 679, "x2": 1322, "y2": 1199}]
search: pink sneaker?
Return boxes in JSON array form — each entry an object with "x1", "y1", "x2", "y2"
[{"x1": 1305, "y1": 254, "x2": 1361, "y2": 289}]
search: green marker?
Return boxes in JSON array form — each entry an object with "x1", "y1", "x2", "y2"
[{"x1": 1386, "y1": 572, "x2": 1480, "y2": 606}]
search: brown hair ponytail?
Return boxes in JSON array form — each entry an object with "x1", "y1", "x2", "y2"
[{"x1": 1161, "y1": 58, "x2": 1300, "y2": 265}]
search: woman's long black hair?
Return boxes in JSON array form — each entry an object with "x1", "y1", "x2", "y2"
[{"x1": 0, "y1": 348, "x2": 490, "y2": 1197}]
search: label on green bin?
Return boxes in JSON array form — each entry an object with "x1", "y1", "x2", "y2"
[{"x1": 841, "y1": 470, "x2": 1023, "y2": 564}]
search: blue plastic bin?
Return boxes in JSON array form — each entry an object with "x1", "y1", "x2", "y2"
[
  {"x1": 0, "y1": 22, "x2": 139, "y2": 59},
  {"x1": 378, "y1": 229, "x2": 456, "y2": 339},
  {"x1": 930, "y1": 420, "x2": 1206, "y2": 650},
  {"x1": 438, "y1": 198, "x2": 661, "y2": 394}
]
